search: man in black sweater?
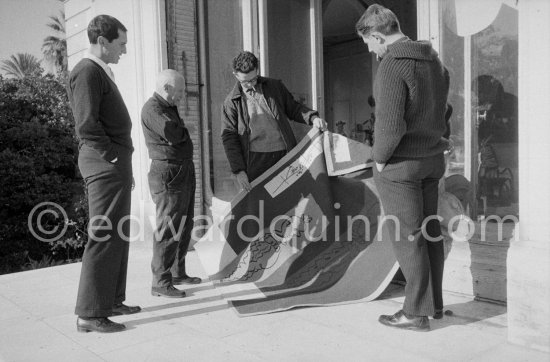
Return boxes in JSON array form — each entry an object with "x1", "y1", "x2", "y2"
[
  {"x1": 356, "y1": 5, "x2": 450, "y2": 331},
  {"x1": 141, "y1": 69, "x2": 201, "y2": 298},
  {"x1": 68, "y1": 15, "x2": 140, "y2": 333}
]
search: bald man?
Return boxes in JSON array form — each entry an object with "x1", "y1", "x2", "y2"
[{"x1": 141, "y1": 69, "x2": 201, "y2": 298}]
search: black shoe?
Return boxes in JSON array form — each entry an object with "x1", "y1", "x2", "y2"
[
  {"x1": 112, "y1": 303, "x2": 141, "y2": 316},
  {"x1": 151, "y1": 285, "x2": 187, "y2": 298},
  {"x1": 76, "y1": 317, "x2": 126, "y2": 333},
  {"x1": 378, "y1": 310, "x2": 430, "y2": 331},
  {"x1": 172, "y1": 275, "x2": 202, "y2": 285}
]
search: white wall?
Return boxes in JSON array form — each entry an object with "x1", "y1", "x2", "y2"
[{"x1": 507, "y1": 0, "x2": 550, "y2": 352}]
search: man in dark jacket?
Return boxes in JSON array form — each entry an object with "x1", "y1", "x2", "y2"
[
  {"x1": 141, "y1": 69, "x2": 201, "y2": 299},
  {"x1": 221, "y1": 51, "x2": 326, "y2": 192},
  {"x1": 356, "y1": 5, "x2": 450, "y2": 331}
]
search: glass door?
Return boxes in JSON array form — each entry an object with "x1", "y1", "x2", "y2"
[
  {"x1": 260, "y1": 0, "x2": 323, "y2": 112},
  {"x1": 439, "y1": 0, "x2": 518, "y2": 219},
  {"x1": 203, "y1": 0, "x2": 323, "y2": 201},
  {"x1": 203, "y1": 0, "x2": 244, "y2": 201}
]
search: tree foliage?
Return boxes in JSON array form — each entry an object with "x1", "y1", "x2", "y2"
[
  {"x1": 0, "y1": 72, "x2": 87, "y2": 274},
  {"x1": 42, "y1": 11, "x2": 68, "y2": 76},
  {"x1": 0, "y1": 53, "x2": 42, "y2": 79}
]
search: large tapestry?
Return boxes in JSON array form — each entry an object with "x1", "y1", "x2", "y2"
[{"x1": 196, "y1": 126, "x2": 399, "y2": 316}]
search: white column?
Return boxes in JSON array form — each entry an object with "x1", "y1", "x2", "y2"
[
  {"x1": 507, "y1": 0, "x2": 550, "y2": 352},
  {"x1": 258, "y1": 0, "x2": 268, "y2": 74},
  {"x1": 241, "y1": 0, "x2": 257, "y2": 53},
  {"x1": 416, "y1": 0, "x2": 439, "y2": 45},
  {"x1": 131, "y1": 0, "x2": 168, "y2": 247}
]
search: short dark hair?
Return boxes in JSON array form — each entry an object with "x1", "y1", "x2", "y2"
[
  {"x1": 87, "y1": 15, "x2": 127, "y2": 44},
  {"x1": 232, "y1": 51, "x2": 258, "y2": 73},
  {"x1": 355, "y1": 4, "x2": 400, "y2": 37}
]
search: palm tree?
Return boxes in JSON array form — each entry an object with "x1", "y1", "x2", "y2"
[
  {"x1": 0, "y1": 53, "x2": 42, "y2": 79},
  {"x1": 42, "y1": 10, "x2": 67, "y2": 75}
]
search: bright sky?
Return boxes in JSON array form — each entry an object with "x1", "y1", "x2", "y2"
[{"x1": 0, "y1": 0, "x2": 64, "y2": 74}]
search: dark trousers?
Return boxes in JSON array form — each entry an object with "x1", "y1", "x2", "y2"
[
  {"x1": 247, "y1": 150, "x2": 287, "y2": 182},
  {"x1": 75, "y1": 144, "x2": 132, "y2": 318},
  {"x1": 374, "y1": 153, "x2": 445, "y2": 316},
  {"x1": 148, "y1": 160, "x2": 196, "y2": 287}
]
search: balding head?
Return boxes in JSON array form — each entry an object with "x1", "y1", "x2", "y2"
[{"x1": 155, "y1": 69, "x2": 186, "y2": 106}]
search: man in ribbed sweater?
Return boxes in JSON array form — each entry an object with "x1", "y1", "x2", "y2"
[
  {"x1": 68, "y1": 15, "x2": 140, "y2": 333},
  {"x1": 356, "y1": 5, "x2": 450, "y2": 331}
]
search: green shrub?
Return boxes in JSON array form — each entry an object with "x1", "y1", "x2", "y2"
[{"x1": 0, "y1": 72, "x2": 87, "y2": 274}]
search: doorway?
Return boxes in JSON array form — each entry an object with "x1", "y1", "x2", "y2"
[
  {"x1": 322, "y1": 0, "x2": 372, "y2": 141},
  {"x1": 321, "y1": 0, "x2": 417, "y2": 140},
  {"x1": 260, "y1": 0, "x2": 417, "y2": 140}
]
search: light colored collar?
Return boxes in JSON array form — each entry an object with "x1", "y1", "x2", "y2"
[{"x1": 85, "y1": 52, "x2": 116, "y2": 83}]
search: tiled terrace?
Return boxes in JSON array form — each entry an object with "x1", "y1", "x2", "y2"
[{"x1": 0, "y1": 247, "x2": 548, "y2": 361}]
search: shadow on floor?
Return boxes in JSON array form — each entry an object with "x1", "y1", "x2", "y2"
[
  {"x1": 376, "y1": 281, "x2": 506, "y2": 331},
  {"x1": 430, "y1": 300, "x2": 506, "y2": 330},
  {"x1": 125, "y1": 303, "x2": 230, "y2": 327},
  {"x1": 126, "y1": 285, "x2": 269, "y2": 326}
]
